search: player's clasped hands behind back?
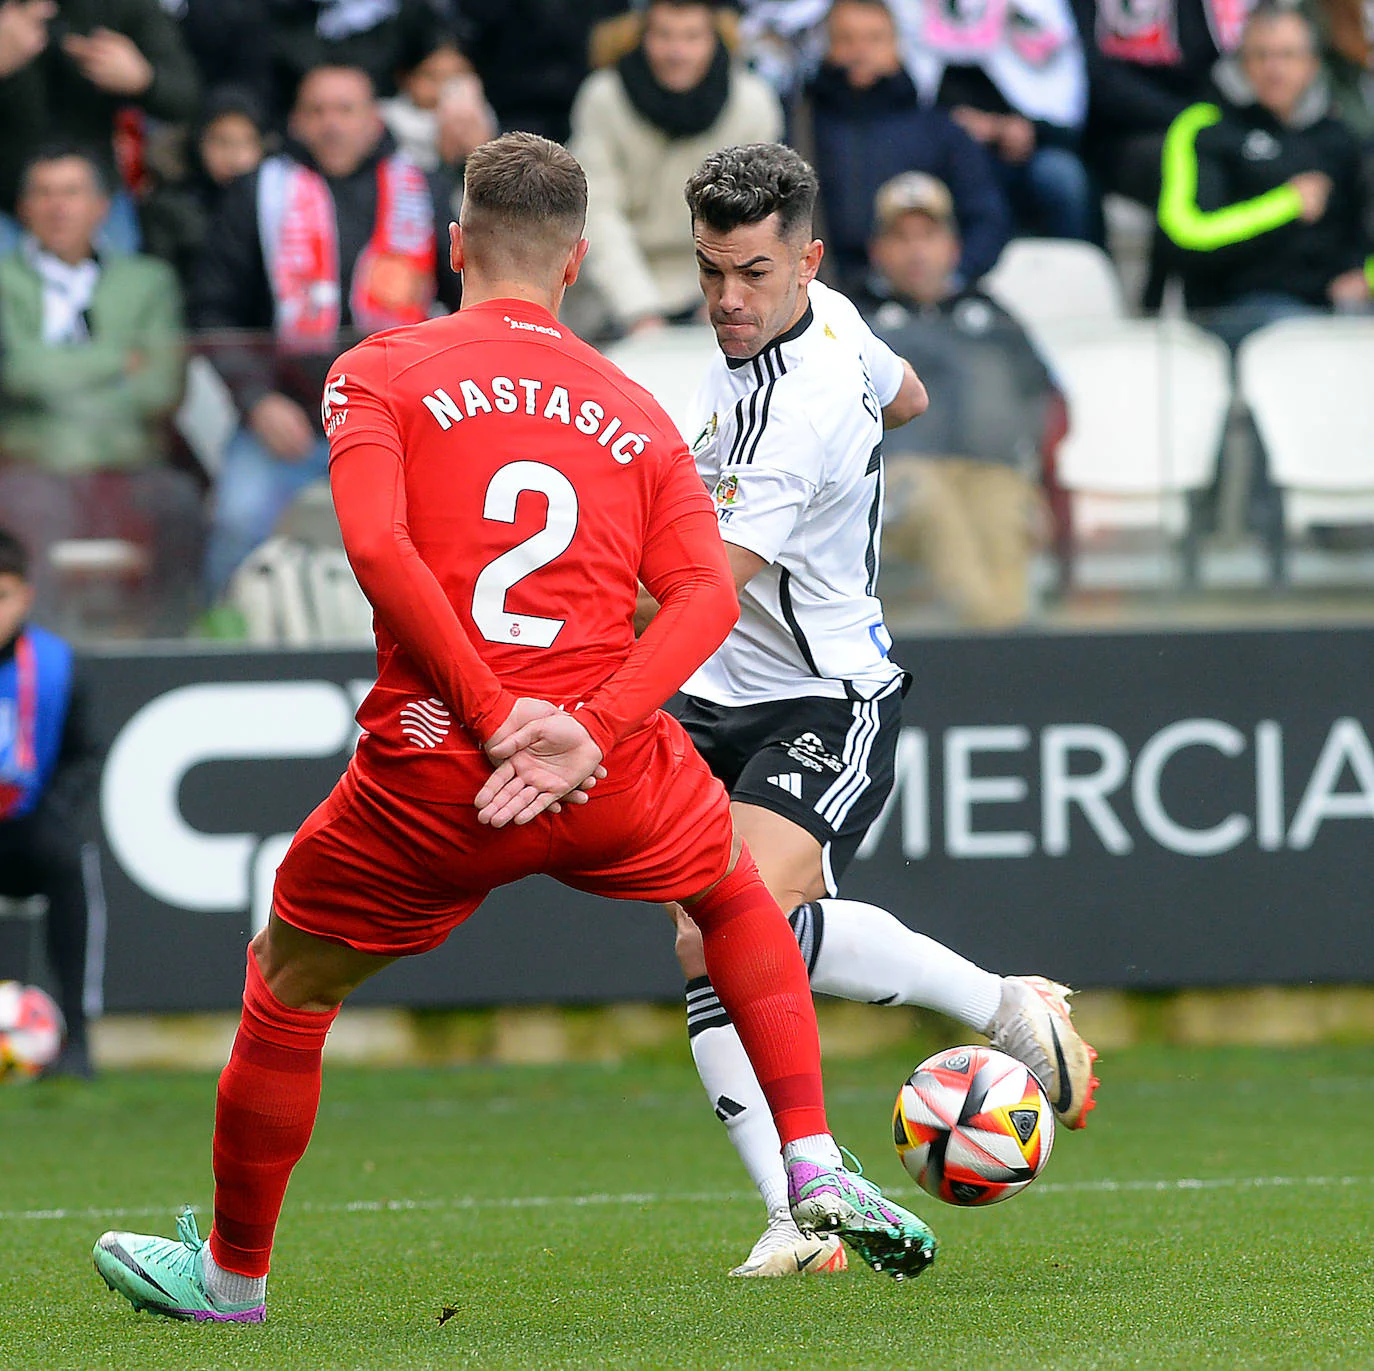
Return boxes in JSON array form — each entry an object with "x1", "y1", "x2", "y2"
[{"x1": 474, "y1": 697, "x2": 607, "y2": 829}]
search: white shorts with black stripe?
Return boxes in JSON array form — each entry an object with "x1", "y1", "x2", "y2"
[{"x1": 672, "y1": 678, "x2": 907, "y2": 895}]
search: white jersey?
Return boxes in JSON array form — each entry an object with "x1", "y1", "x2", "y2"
[{"x1": 683, "y1": 279, "x2": 907, "y2": 705}]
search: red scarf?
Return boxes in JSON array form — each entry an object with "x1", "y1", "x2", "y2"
[
  {"x1": 0, "y1": 635, "x2": 37, "y2": 821},
  {"x1": 258, "y1": 151, "x2": 437, "y2": 352}
]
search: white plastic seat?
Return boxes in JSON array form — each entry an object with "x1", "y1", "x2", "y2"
[
  {"x1": 601, "y1": 325, "x2": 718, "y2": 442},
  {"x1": 983, "y1": 239, "x2": 1127, "y2": 338},
  {"x1": 228, "y1": 538, "x2": 371, "y2": 646},
  {"x1": 1238, "y1": 318, "x2": 1374, "y2": 532},
  {"x1": 1038, "y1": 319, "x2": 1231, "y2": 541}
]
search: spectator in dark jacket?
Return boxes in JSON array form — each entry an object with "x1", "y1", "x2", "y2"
[
  {"x1": 0, "y1": 528, "x2": 104, "y2": 1078},
  {"x1": 191, "y1": 64, "x2": 461, "y2": 601},
  {"x1": 0, "y1": 0, "x2": 200, "y2": 251},
  {"x1": 1071, "y1": 0, "x2": 1240, "y2": 205},
  {"x1": 805, "y1": 0, "x2": 1011, "y2": 293},
  {"x1": 457, "y1": 0, "x2": 632, "y2": 143},
  {"x1": 1158, "y1": 3, "x2": 1372, "y2": 349},
  {"x1": 140, "y1": 86, "x2": 268, "y2": 290}
]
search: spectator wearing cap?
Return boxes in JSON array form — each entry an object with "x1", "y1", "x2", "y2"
[
  {"x1": 804, "y1": 0, "x2": 1011, "y2": 295},
  {"x1": 140, "y1": 86, "x2": 268, "y2": 290},
  {"x1": 570, "y1": 0, "x2": 783, "y2": 335},
  {"x1": 0, "y1": 0, "x2": 200, "y2": 255},
  {"x1": 887, "y1": 0, "x2": 1097, "y2": 241},
  {"x1": 1158, "y1": 2, "x2": 1373, "y2": 351},
  {"x1": 190, "y1": 63, "x2": 461, "y2": 603},
  {"x1": 861, "y1": 172, "x2": 1057, "y2": 628},
  {"x1": 0, "y1": 145, "x2": 200, "y2": 632}
]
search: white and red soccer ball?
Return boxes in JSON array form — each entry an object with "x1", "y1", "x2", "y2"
[
  {"x1": 894, "y1": 1045, "x2": 1054, "y2": 1206},
  {"x1": 0, "y1": 981, "x2": 65, "y2": 1080}
]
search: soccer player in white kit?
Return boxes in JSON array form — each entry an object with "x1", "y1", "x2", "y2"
[{"x1": 658, "y1": 144, "x2": 1099, "y2": 1277}]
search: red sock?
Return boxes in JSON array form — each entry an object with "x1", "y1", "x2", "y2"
[
  {"x1": 689, "y1": 846, "x2": 828, "y2": 1145},
  {"x1": 208, "y1": 946, "x2": 338, "y2": 1278}
]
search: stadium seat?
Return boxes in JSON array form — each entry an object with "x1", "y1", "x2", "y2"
[
  {"x1": 1037, "y1": 319, "x2": 1232, "y2": 582},
  {"x1": 228, "y1": 537, "x2": 373, "y2": 646},
  {"x1": 983, "y1": 240, "x2": 1128, "y2": 339},
  {"x1": 1238, "y1": 319, "x2": 1374, "y2": 575},
  {"x1": 601, "y1": 325, "x2": 718, "y2": 441}
]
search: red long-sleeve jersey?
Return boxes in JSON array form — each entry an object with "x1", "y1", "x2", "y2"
[{"x1": 325, "y1": 297, "x2": 737, "y2": 798}]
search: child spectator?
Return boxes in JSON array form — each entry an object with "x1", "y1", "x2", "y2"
[
  {"x1": 0, "y1": 527, "x2": 103, "y2": 1079},
  {"x1": 380, "y1": 42, "x2": 471, "y2": 171},
  {"x1": 140, "y1": 87, "x2": 268, "y2": 289}
]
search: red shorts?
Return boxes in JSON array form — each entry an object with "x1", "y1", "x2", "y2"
[{"x1": 272, "y1": 709, "x2": 733, "y2": 956}]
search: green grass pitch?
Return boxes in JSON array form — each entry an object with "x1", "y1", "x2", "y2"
[{"x1": 2, "y1": 1041, "x2": 1373, "y2": 1370}]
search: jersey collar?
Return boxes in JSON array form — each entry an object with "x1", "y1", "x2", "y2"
[{"x1": 725, "y1": 300, "x2": 815, "y2": 370}]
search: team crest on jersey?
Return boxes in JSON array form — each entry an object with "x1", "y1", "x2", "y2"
[
  {"x1": 322, "y1": 375, "x2": 347, "y2": 436},
  {"x1": 713, "y1": 473, "x2": 740, "y2": 507},
  {"x1": 692, "y1": 412, "x2": 719, "y2": 455}
]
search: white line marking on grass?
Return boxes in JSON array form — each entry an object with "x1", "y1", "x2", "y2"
[{"x1": 6, "y1": 1173, "x2": 1373, "y2": 1225}]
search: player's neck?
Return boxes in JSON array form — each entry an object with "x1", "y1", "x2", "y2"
[
  {"x1": 758, "y1": 285, "x2": 812, "y2": 353},
  {"x1": 458, "y1": 275, "x2": 563, "y2": 318}
]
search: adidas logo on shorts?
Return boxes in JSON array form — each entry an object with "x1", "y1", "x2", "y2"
[{"x1": 766, "y1": 772, "x2": 803, "y2": 799}]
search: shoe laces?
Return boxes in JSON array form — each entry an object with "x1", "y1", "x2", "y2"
[{"x1": 175, "y1": 1206, "x2": 205, "y2": 1253}]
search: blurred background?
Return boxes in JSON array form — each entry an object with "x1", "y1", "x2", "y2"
[{"x1": 1, "y1": 0, "x2": 1372, "y2": 1077}]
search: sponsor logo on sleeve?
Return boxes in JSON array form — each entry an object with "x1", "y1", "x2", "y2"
[{"x1": 322, "y1": 375, "x2": 347, "y2": 436}]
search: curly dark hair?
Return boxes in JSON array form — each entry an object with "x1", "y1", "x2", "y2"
[{"x1": 684, "y1": 143, "x2": 819, "y2": 241}]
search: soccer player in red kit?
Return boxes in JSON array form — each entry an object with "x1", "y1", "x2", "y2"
[{"x1": 91, "y1": 133, "x2": 937, "y2": 1323}]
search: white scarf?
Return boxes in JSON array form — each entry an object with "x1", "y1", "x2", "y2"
[
  {"x1": 892, "y1": 0, "x2": 1088, "y2": 129},
  {"x1": 23, "y1": 236, "x2": 101, "y2": 345}
]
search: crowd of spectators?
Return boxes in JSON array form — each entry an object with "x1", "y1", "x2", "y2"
[{"x1": 0, "y1": 0, "x2": 1369, "y2": 635}]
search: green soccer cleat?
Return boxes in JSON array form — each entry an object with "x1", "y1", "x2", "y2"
[
  {"x1": 93, "y1": 1207, "x2": 266, "y2": 1323},
  {"x1": 788, "y1": 1154, "x2": 938, "y2": 1281}
]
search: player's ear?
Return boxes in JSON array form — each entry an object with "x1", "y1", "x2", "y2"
[
  {"x1": 799, "y1": 237, "x2": 824, "y2": 287},
  {"x1": 563, "y1": 237, "x2": 589, "y2": 288},
  {"x1": 449, "y1": 222, "x2": 464, "y2": 275}
]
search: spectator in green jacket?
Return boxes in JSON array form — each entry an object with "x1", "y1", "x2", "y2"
[
  {"x1": 0, "y1": 145, "x2": 202, "y2": 631},
  {"x1": 1157, "y1": 2, "x2": 1373, "y2": 351}
]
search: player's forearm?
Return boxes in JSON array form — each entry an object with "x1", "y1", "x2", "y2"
[
  {"x1": 883, "y1": 361, "x2": 928, "y2": 428},
  {"x1": 580, "y1": 513, "x2": 739, "y2": 755},
  {"x1": 333, "y1": 450, "x2": 515, "y2": 743}
]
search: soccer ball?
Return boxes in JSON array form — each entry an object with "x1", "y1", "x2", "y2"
[
  {"x1": 893, "y1": 1045, "x2": 1054, "y2": 1206},
  {"x1": 0, "y1": 981, "x2": 65, "y2": 1080}
]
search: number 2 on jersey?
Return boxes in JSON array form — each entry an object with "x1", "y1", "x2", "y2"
[{"x1": 471, "y1": 461, "x2": 579, "y2": 648}]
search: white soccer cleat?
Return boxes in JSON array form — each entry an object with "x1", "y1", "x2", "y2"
[
  {"x1": 729, "y1": 1211, "x2": 848, "y2": 1278},
  {"x1": 990, "y1": 975, "x2": 1100, "y2": 1130}
]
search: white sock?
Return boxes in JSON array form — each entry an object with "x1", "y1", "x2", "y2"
[
  {"x1": 781, "y1": 1133, "x2": 844, "y2": 1169},
  {"x1": 686, "y1": 979, "x2": 789, "y2": 1217},
  {"x1": 805, "y1": 898, "x2": 1003, "y2": 1033},
  {"x1": 201, "y1": 1245, "x2": 267, "y2": 1304}
]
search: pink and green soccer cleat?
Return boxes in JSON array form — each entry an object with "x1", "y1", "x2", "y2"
[
  {"x1": 788, "y1": 1155, "x2": 937, "y2": 1281},
  {"x1": 93, "y1": 1208, "x2": 265, "y2": 1323}
]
